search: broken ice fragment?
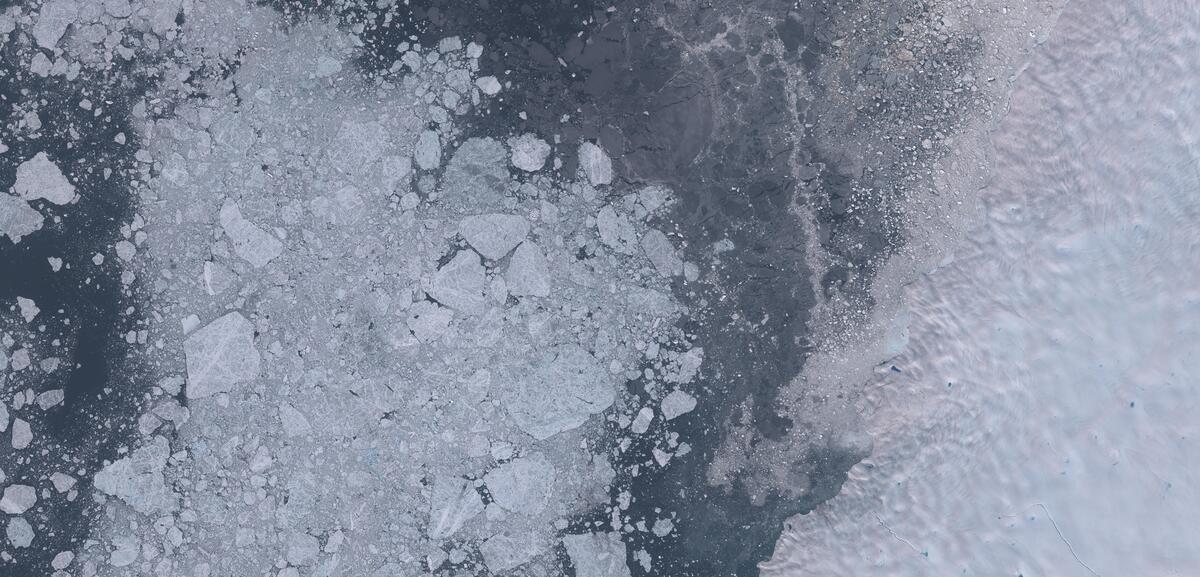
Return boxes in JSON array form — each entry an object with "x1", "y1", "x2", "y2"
[
  {"x1": 11, "y1": 418, "x2": 32, "y2": 449},
  {"x1": 92, "y1": 436, "x2": 178, "y2": 514},
  {"x1": 503, "y1": 344, "x2": 615, "y2": 440},
  {"x1": 562, "y1": 533, "x2": 631, "y2": 577},
  {"x1": 507, "y1": 134, "x2": 551, "y2": 172},
  {"x1": 14, "y1": 152, "x2": 76, "y2": 205},
  {"x1": 0, "y1": 195, "x2": 44, "y2": 243},
  {"x1": 286, "y1": 532, "x2": 320, "y2": 566},
  {"x1": 428, "y1": 476, "x2": 484, "y2": 539},
  {"x1": 641, "y1": 229, "x2": 683, "y2": 277},
  {"x1": 631, "y1": 407, "x2": 654, "y2": 435},
  {"x1": 476, "y1": 76, "x2": 502, "y2": 95},
  {"x1": 219, "y1": 200, "x2": 283, "y2": 268},
  {"x1": 0, "y1": 484, "x2": 36, "y2": 514},
  {"x1": 183, "y1": 312, "x2": 261, "y2": 399},
  {"x1": 660, "y1": 390, "x2": 697, "y2": 420},
  {"x1": 32, "y1": 0, "x2": 78, "y2": 49},
  {"x1": 577, "y1": 142, "x2": 613, "y2": 186},
  {"x1": 426, "y1": 250, "x2": 486, "y2": 315},
  {"x1": 459, "y1": 213, "x2": 529, "y2": 260},
  {"x1": 406, "y1": 300, "x2": 454, "y2": 342},
  {"x1": 16, "y1": 297, "x2": 39, "y2": 322},
  {"x1": 278, "y1": 402, "x2": 312, "y2": 438},
  {"x1": 505, "y1": 243, "x2": 551, "y2": 298},
  {"x1": 50, "y1": 473, "x2": 76, "y2": 493},
  {"x1": 51, "y1": 551, "x2": 74, "y2": 570},
  {"x1": 483, "y1": 453, "x2": 556, "y2": 514},
  {"x1": 415, "y1": 130, "x2": 442, "y2": 170},
  {"x1": 35, "y1": 389, "x2": 64, "y2": 409},
  {"x1": 480, "y1": 532, "x2": 545, "y2": 572},
  {"x1": 6, "y1": 517, "x2": 33, "y2": 548},
  {"x1": 595, "y1": 206, "x2": 638, "y2": 255}
]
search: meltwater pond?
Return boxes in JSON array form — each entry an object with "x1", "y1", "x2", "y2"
[{"x1": 767, "y1": 0, "x2": 1200, "y2": 574}]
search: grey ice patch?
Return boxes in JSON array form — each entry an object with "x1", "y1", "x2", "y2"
[
  {"x1": 406, "y1": 300, "x2": 454, "y2": 342},
  {"x1": 441, "y1": 138, "x2": 510, "y2": 206},
  {"x1": 35, "y1": 389, "x2": 63, "y2": 409},
  {"x1": 483, "y1": 452, "x2": 556, "y2": 514},
  {"x1": 631, "y1": 407, "x2": 654, "y2": 435},
  {"x1": 428, "y1": 476, "x2": 484, "y2": 540},
  {"x1": 14, "y1": 152, "x2": 76, "y2": 205},
  {"x1": 32, "y1": 0, "x2": 78, "y2": 49},
  {"x1": 0, "y1": 484, "x2": 36, "y2": 514},
  {"x1": 660, "y1": 390, "x2": 697, "y2": 420},
  {"x1": 17, "y1": 297, "x2": 39, "y2": 322},
  {"x1": 219, "y1": 200, "x2": 283, "y2": 268},
  {"x1": 562, "y1": 532, "x2": 631, "y2": 577},
  {"x1": 285, "y1": 532, "x2": 320, "y2": 566},
  {"x1": 596, "y1": 206, "x2": 638, "y2": 255},
  {"x1": 459, "y1": 213, "x2": 529, "y2": 260},
  {"x1": 426, "y1": 250, "x2": 487, "y2": 315},
  {"x1": 278, "y1": 402, "x2": 312, "y2": 438},
  {"x1": 6, "y1": 517, "x2": 33, "y2": 548},
  {"x1": 505, "y1": 243, "x2": 551, "y2": 298},
  {"x1": 92, "y1": 435, "x2": 178, "y2": 515},
  {"x1": 503, "y1": 345, "x2": 615, "y2": 440},
  {"x1": 415, "y1": 130, "x2": 442, "y2": 170},
  {"x1": 507, "y1": 134, "x2": 551, "y2": 172},
  {"x1": 183, "y1": 312, "x2": 261, "y2": 399},
  {"x1": 640, "y1": 229, "x2": 683, "y2": 277},
  {"x1": 577, "y1": 142, "x2": 613, "y2": 186},
  {"x1": 0, "y1": 194, "x2": 44, "y2": 243},
  {"x1": 475, "y1": 76, "x2": 502, "y2": 95},
  {"x1": 480, "y1": 532, "x2": 545, "y2": 572},
  {"x1": 10, "y1": 418, "x2": 32, "y2": 450}
]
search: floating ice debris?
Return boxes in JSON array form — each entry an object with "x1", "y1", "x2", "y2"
[
  {"x1": 0, "y1": 401, "x2": 7, "y2": 432},
  {"x1": 507, "y1": 133, "x2": 550, "y2": 172},
  {"x1": 11, "y1": 418, "x2": 32, "y2": 450},
  {"x1": 562, "y1": 532, "x2": 631, "y2": 577},
  {"x1": 504, "y1": 344, "x2": 615, "y2": 440},
  {"x1": 442, "y1": 138, "x2": 510, "y2": 206},
  {"x1": 506, "y1": 243, "x2": 551, "y2": 298},
  {"x1": 428, "y1": 476, "x2": 484, "y2": 539},
  {"x1": 32, "y1": 0, "x2": 77, "y2": 49},
  {"x1": 664, "y1": 347, "x2": 704, "y2": 384},
  {"x1": 0, "y1": 194, "x2": 44, "y2": 243},
  {"x1": 35, "y1": 389, "x2": 64, "y2": 409},
  {"x1": 459, "y1": 213, "x2": 529, "y2": 260},
  {"x1": 660, "y1": 390, "x2": 697, "y2": 420},
  {"x1": 641, "y1": 229, "x2": 683, "y2": 277},
  {"x1": 115, "y1": 239, "x2": 136, "y2": 261},
  {"x1": 426, "y1": 250, "x2": 487, "y2": 315},
  {"x1": 631, "y1": 407, "x2": 654, "y2": 435},
  {"x1": 16, "y1": 297, "x2": 39, "y2": 322},
  {"x1": 406, "y1": 300, "x2": 454, "y2": 342},
  {"x1": 596, "y1": 206, "x2": 638, "y2": 255},
  {"x1": 480, "y1": 532, "x2": 545, "y2": 572},
  {"x1": 6, "y1": 517, "x2": 33, "y2": 548},
  {"x1": 10, "y1": 348, "x2": 30, "y2": 371},
  {"x1": 219, "y1": 200, "x2": 283, "y2": 268},
  {"x1": 0, "y1": 484, "x2": 37, "y2": 514},
  {"x1": 183, "y1": 312, "x2": 261, "y2": 399},
  {"x1": 484, "y1": 453, "x2": 556, "y2": 514},
  {"x1": 278, "y1": 402, "x2": 312, "y2": 438},
  {"x1": 476, "y1": 75, "x2": 502, "y2": 95},
  {"x1": 49, "y1": 472, "x2": 76, "y2": 493},
  {"x1": 415, "y1": 130, "x2": 442, "y2": 170},
  {"x1": 14, "y1": 152, "x2": 76, "y2": 205},
  {"x1": 285, "y1": 532, "x2": 320, "y2": 566},
  {"x1": 93, "y1": 435, "x2": 178, "y2": 514},
  {"x1": 47, "y1": 257, "x2": 62, "y2": 271},
  {"x1": 51, "y1": 551, "x2": 74, "y2": 570},
  {"x1": 577, "y1": 142, "x2": 613, "y2": 186}
]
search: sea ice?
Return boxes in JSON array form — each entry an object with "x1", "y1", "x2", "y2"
[
  {"x1": 459, "y1": 213, "x2": 529, "y2": 260},
  {"x1": 483, "y1": 453, "x2": 556, "y2": 514},
  {"x1": 577, "y1": 142, "x2": 613, "y2": 186},
  {"x1": 426, "y1": 250, "x2": 487, "y2": 315},
  {"x1": 13, "y1": 152, "x2": 76, "y2": 205},
  {"x1": 503, "y1": 345, "x2": 615, "y2": 440},
  {"x1": 92, "y1": 435, "x2": 178, "y2": 514},
  {"x1": 562, "y1": 532, "x2": 631, "y2": 577},
  {"x1": 0, "y1": 484, "x2": 36, "y2": 514},
  {"x1": 183, "y1": 312, "x2": 261, "y2": 399},
  {"x1": 219, "y1": 200, "x2": 283, "y2": 268},
  {"x1": 0, "y1": 194, "x2": 44, "y2": 243},
  {"x1": 428, "y1": 476, "x2": 484, "y2": 540},
  {"x1": 505, "y1": 243, "x2": 551, "y2": 298},
  {"x1": 415, "y1": 130, "x2": 442, "y2": 170},
  {"x1": 507, "y1": 133, "x2": 551, "y2": 172},
  {"x1": 660, "y1": 390, "x2": 697, "y2": 420},
  {"x1": 6, "y1": 517, "x2": 33, "y2": 548}
]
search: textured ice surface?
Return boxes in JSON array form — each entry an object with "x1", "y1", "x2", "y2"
[
  {"x1": 13, "y1": 152, "x2": 75, "y2": 205},
  {"x1": 0, "y1": 195, "x2": 44, "y2": 243},
  {"x1": 768, "y1": 1, "x2": 1200, "y2": 574},
  {"x1": 183, "y1": 312, "x2": 261, "y2": 399},
  {"x1": 502, "y1": 344, "x2": 616, "y2": 440}
]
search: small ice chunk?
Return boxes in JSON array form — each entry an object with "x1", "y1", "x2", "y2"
[
  {"x1": 29, "y1": 53, "x2": 52, "y2": 77},
  {"x1": 577, "y1": 142, "x2": 613, "y2": 186},
  {"x1": 0, "y1": 194, "x2": 45, "y2": 243},
  {"x1": 595, "y1": 206, "x2": 638, "y2": 255},
  {"x1": 0, "y1": 401, "x2": 7, "y2": 432},
  {"x1": 6, "y1": 517, "x2": 33, "y2": 548},
  {"x1": 286, "y1": 532, "x2": 320, "y2": 566},
  {"x1": 505, "y1": 243, "x2": 550, "y2": 298},
  {"x1": 660, "y1": 390, "x2": 697, "y2": 420},
  {"x1": 115, "y1": 240, "x2": 136, "y2": 261},
  {"x1": 503, "y1": 344, "x2": 615, "y2": 440},
  {"x1": 219, "y1": 201, "x2": 283, "y2": 268},
  {"x1": 47, "y1": 257, "x2": 62, "y2": 271},
  {"x1": 641, "y1": 229, "x2": 683, "y2": 277},
  {"x1": 428, "y1": 476, "x2": 484, "y2": 540},
  {"x1": 415, "y1": 130, "x2": 442, "y2": 170},
  {"x1": 315, "y1": 55, "x2": 343, "y2": 78},
  {"x1": 459, "y1": 213, "x2": 529, "y2": 260},
  {"x1": 51, "y1": 551, "x2": 74, "y2": 570},
  {"x1": 0, "y1": 484, "x2": 37, "y2": 514},
  {"x1": 17, "y1": 297, "x2": 39, "y2": 322},
  {"x1": 93, "y1": 436, "x2": 178, "y2": 514},
  {"x1": 183, "y1": 312, "x2": 261, "y2": 399},
  {"x1": 484, "y1": 453, "x2": 556, "y2": 514},
  {"x1": 426, "y1": 250, "x2": 486, "y2": 315},
  {"x1": 631, "y1": 407, "x2": 654, "y2": 435},
  {"x1": 475, "y1": 76, "x2": 502, "y2": 95},
  {"x1": 406, "y1": 300, "x2": 454, "y2": 342},
  {"x1": 35, "y1": 389, "x2": 64, "y2": 409},
  {"x1": 507, "y1": 134, "x2": 551, "y2": 172},
  {"x1": 278, "y1": 403, "x2": 312, "y2": 438},
  {"x1": 562, "y1": 533, "x2": 631, "y2": 577},
  {"x1": 32, "y1": 0, "x2": 78, "y2": 49},
  {"x1": 14, "y1": 152, "x2": 76, "y2": 205},
  {"x1": 50, "y1": 473, "x2": 76, "y2": 493},
  {"x1": 480, "y1": 532, "x2": 545, "y2": 573},
  {"x1": 11, "y1": 418, "x2": 32, "y2": 450}
]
